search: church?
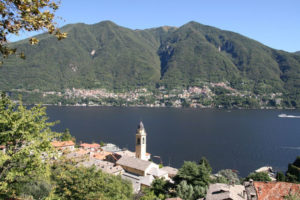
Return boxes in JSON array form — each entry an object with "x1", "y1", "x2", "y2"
[
  {"x1": 116, "y1": 121, "x2": 169, "y2": 191},
  {"x1": 135, "y1": 121, "x2": 151, "y2": 161}
]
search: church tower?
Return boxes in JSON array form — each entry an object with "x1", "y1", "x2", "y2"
[{"x1": 135, "y1": 121, "x2": 147, "y2": 160}]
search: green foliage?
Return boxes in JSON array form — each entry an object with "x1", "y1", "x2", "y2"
[
  {"x1": 1, "y1": 21, "x2": 300, "y2": 105},
  {"x1": 174, "y1": 161, "x2": 211, "y2": 187},
  {"x1": 284, "y1": 193, "x2": 300, "y2": 200},
  {"x1": 0, "y1": 93, "x2": 58, "y2": 197},
  {"x1": 150, "y1": 178, "x2": 172, "y2": 198},
  {"x1": 276, "y1": 171, "x2": 286, "y2": 182},
  {"x1": 0, "y1": 0, "x2": 67, "y2": 63},
  {"x1": 199, "y1": 157, "x2": 212, "y2": 173},
  {"x1": 246, "y1": 172, "x2": 271, "y2": 182},
  {"x1": 176, "y1": 180, "x2": 194, "y2": 200},
  {"x1": 286, "y1": 156, "x2": 300, "y2": 183},
  {"x1": 139, "y1": 188, "x2": 160, "y2": 200},
  {"x1": 17, "y1": 180, "x2": 52, "y2": 200},
  {"x1": 61, "y1": 128, "x2": 75, "y2": 142},
  {"x1": 215, "y1": 169, "x2": 240, "y2": 184},
  {"x1": 51, "y1": 162, "x2": 133, "y2": 200}
]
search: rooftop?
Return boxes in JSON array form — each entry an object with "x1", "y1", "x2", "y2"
[
  {"x1": 51, "y1": 140, "x2": 75, "y2": 148},
  {"x1": 206, "y1": 183, "x2": 246, "y2": 200},
  {"x1": 254, "y1": 181, "x2": 300, "y2": 200},
  {"x1": 80, "y1": 143, "x2": 100, "y2": 148},
  {"x1": 161, "y1": 166, "x2": 178, "y2": 177},
  {"x1": 116, "y1": 156, "x2": 153, "y2": 171}
]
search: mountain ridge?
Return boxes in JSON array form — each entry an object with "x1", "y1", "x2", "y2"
[{"x1": 1, "y1": 20, "x2": 300, "y2": 107}]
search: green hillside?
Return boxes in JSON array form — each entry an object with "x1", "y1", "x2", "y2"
[{"x1": 1, "y1": 21, "x2": 300, "y2": 107}]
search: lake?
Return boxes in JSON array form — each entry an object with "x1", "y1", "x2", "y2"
[{"x1": 46, "y1": 106, "x2": 300, "y2": 177}]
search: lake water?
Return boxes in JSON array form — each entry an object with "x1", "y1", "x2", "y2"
[{"x1": 46, "y1": 106, "x2": 300, "y2": 177}]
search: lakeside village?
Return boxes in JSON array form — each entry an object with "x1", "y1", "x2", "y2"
[
  {"x1": 10, "y1": 81, "x2": 285, "y2": 109},
  {"x1": 24, "y1": 121, "x2": 299, "y2": 200}
]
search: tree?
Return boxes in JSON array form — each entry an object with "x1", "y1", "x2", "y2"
[
  {"x1": 216, "y1": 169, "x2": 240, "y2": 184},
  {"x1": 0, "y1": 0, "x2": 67, "y2": 63},
  {"x1": 174, "y1": 161, "x2": 211, "y2": 187},
  {"x1": 51, "y1": 162, "x2": 133, "y2": 200},
  {"x1": 61, "y1": 128, "x2": 75, "y2": 142},
  {"x1": 276, "y1": 171, "x2": 286, "y2": 182},
  {"x1": 0, "y1": 93, "x2": 58, "y2": 197},
  {"x1": 150, "y1": 178, "x2": 173, "y2": 198},
  {"x1": 176, "y1": 180, "x2": 194, "y2": 200},
  {"x1": 199, "y1": 157, "x2": 212, "y2": 173},
  {"x1": 246, "y1": 172, "x2": 271, "y2": 182},
  {"x1": 286, "y1": 156, "x2": 300, "y2": 183}
]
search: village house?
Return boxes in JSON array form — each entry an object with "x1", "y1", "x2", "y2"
[
  {"x1": 101, "y1": 143, "x2": 121, "y2": 152},
  {"x1": 206, "y1": 183, "x2": 247, "y2": 200},
  {"x1": 51, "y1": 140, "x2": 75, "y2": 151},
  {"x1": 253, "y1": 181, "x2": 300, "y2": 200},
  {"x1": 78, "y1": 159, "x2": 124, "y2": 175},
  {"x1": 80, "y1": 143, "x2": 101, "y2": 152},
  {"x1": 92, "y1": 151, "x2": 112, "y2": 160},
  {"x1": 244, "y1": 180, "x2": 257, "y2": 200},
  {"x1": 116, "y1": 156, "x2": 159, "y2": 177},
  {"x1": 161, "y1": 166, "x2": 179, "y2": 179}
]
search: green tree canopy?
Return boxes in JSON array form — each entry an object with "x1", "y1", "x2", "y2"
[
  {"x1": 51, "y1": 162, "x2": 133, "y2": 200},
  {"x1": 0, "y1": 0, "x2": 67, "y2": 63},
  {"x1": 0, "y1": 93, "x2": 58, "y2": 197},
  {"x1": 246, "y1": 172, "x2": 271, "y2": 182},
  {"x1": 286, "y1": 156, "x2": 300, "y2": 183},
  {"x1": 216, "y1": 169, "x2": 240, "y2": 184},
  {"x1": 174, "y1": 161, "x2": 211, "y2": 187}
]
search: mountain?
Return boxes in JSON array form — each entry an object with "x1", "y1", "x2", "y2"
[
  {"x1": 1, "y1": 21, "x2": 300, "y2": 106},
  {"x1": 295, "y1": 51, "x2": 300, "y2": 55}
]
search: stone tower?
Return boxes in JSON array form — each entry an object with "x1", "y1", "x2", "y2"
[{"x1": 135, "y1": 121, "x2": 147, "y2": 160}]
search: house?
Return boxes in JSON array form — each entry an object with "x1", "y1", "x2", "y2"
[
  {"x1": 206, "y1": 183, "x2": 247, "y2": 200},
  {"x1": 51, "y1": 140, "x2": 75, "y2": 151},
  {"x1": 147, "y1": 167, "x2": 168, "y2": 179},
  {"x1": 253, "y1": 181, "x2": 300, "y2": 200},
  {"x1": 244, "y1": 180, "x2": 258, "y2": 200},
  {"x1": 65, "y1": 148, "x2": 89, "y2": 161},
  {"x1": 115, "y1": 150, "x2": 136, "y2": 158},
  {"x1": 92, "y1": 151, "x2": 112, "y2": 160},
  {"x1": 78, "y1": 159, "x2": 124, "y2": 175},
  {"x1": 101, "y1": 143, "x2": 121, "y2": 152},
  {"x1": 161, "y1": 166, "x2": 178, "y2": 178},
  {"x1": 80, "y1": 143, "x2": 100, "y2": 152},
  {"x1": 116, "y1": 156, "x2": 158, "y2": 176}
]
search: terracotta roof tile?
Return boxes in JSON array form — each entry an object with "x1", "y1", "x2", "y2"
[
  {"x1": 80, "y1": 143, "x2": 100, "y2": 148},
  {"x1": 93, "y1": 151, "x2": 112, "y2": 160},
  {"x1": 51, "y1": 140, "x2": 75, "y2": 148},
  {"x1": 254, "y1": 181, "x2": 300, "y2": 200}
]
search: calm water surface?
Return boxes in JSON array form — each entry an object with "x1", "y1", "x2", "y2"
[{"x1": 46, "y1": 106, "x2": 300, "y2": 177}]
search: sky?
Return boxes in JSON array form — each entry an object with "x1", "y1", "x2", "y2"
[{"x1": 9, "y1": 0, "x2": 300, "y2": 52}]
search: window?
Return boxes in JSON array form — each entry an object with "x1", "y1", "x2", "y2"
[
  {"x1": 142, "y1": 137, "x2": 145, "y2": 144},
  {"x1": 137, "y1": 138, "x2": 141, "y2": 145}
]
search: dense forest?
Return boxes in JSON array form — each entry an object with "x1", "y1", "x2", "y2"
[{"x1": 1, "y1": 21, "x2": 300, "y2": 106}]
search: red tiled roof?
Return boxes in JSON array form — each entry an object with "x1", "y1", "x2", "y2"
[
  {"x1": 254, "y1": 181, "x2": 300, "y2": 200},
  {"x1": 51, "y1": 140, "x2": 75, "y2": 148},
  {"x1": 93, "y1": 151, "x2": 112, "y2": 160},
  {"x1": 80, "y1": 143, "x2": 100, "y2": 148}
]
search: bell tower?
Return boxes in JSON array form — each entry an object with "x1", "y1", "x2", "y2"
[{"x1": 135, "y1": 121, "x2": 147, "y2": 160}]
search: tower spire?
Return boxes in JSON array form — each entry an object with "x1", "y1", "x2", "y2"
[{"x1": 135, "y1": 121, "x2": 147, "y2": 160}]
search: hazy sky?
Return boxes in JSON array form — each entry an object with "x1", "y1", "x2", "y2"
[{"x1": 9, "y1": 0, "x2": 300, "y2": 52}]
